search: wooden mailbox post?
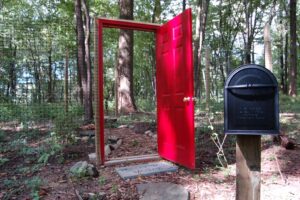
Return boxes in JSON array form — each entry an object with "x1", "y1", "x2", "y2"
[{"x1": 224, "y1": 64, "x2": 279, "y2": 200}]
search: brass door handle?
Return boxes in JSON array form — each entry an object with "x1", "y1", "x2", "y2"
[
  {"x1": 183, "y1": 97, "x2": 198, "y2": 102},
  {"x1": 183, "y1": 97, "x2": 191, "y2": 102}
]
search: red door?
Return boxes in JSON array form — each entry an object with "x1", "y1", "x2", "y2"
[{"x1": 156, "y1": 9, "x2": 195, "y2": 169}]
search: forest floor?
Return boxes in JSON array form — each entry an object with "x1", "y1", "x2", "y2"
[{"x1": 0, "y1": 113, "x2": 300, "y2": 200}]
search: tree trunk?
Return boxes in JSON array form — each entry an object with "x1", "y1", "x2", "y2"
[
  {"x1": 65, "y1": 49, "x2": 69, "y2": 113},
  {"x1": 48, "y1": 44, "x2": 53, "y2": 102},
  {"x1": 116, "y1": 0, "x2": 137, "y2": 114},
  {"x1": 150, "y1": 0, "x2": 161, "y2": 104},
  {"x1": 82, "y1": 0, "x2": 94, "y2": 121},
  {"x1": 8, "y1": 43, "x2": 17, "y2": 99},
  {"x1": 280, "y1": 32, "x2": 285, "y2": 92},
  {"x1": 194, "y1": 0, "x2": 210, "y2": 98},
  {"x1": 264, "y1": 23, "x2": 272, "y2": 72},
  {"x1": 75, "y1": 0, "x2": 93, "y2": 123},
  {"x1": 284, "y1": 33, "x2": 289, "y2": 94},
  {"x1": 205, "y1": 48, "x2": 210, "y2": 111},
  {"x1": 289, "y1": 0, "x2": 297, "y2": 96},
  {"x1": 182, "y1": 0, "x2": 186, "y2": 11}
]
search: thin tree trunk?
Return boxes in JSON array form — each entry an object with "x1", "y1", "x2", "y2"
[
  {"x1": 264, "y1": 23, "x2": 272, "y2": 72},
  {"x1": 289, "y1": 0, "x2": 297, "y2": 96},
  {"x1": 65, "y1": 49, "x2": 69, "y2": 113},
  {"x1": 284, "y1": 33, "x2": 289, "y2": 94},
  {"x1": 8, "y1": 44, "x2": 17, "y2": 98},
  {"x1": 150, "y1": 0, "x2": 160, "y2": 104},
  {"x1": 205, "y1": 48, "x2": 210, "y2": 111},
  {"x1": 48, "y1": 44, "x2": 53, "y2": 102},
  {"x1": 117, "y1": 0, "x2": 137, "y2": 114},
  {"x1": 280, "y1": 30, "x2": 285, "y2": 92},
  {"x1": 182, "y1": 0, "x2": 186, "y2": 11},
  {"x1": 194, "y1": 0, "x2": 210, "y2": 98}
]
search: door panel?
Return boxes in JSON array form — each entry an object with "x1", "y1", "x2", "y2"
[{"x1": 156, "y1": 9, "x2": 195, "y2": 169}]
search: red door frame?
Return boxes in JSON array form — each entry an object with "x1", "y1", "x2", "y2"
[
  {"x1": 95, "y1": 10, "x2": 194, "y2": 167},
  {"x1": 96, "y1": 18, "x2": 161, "y2": 165}
]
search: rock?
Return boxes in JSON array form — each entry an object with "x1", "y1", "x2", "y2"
[
  {"x1": 81, "y1": 136, "x2": 90, "y2": 142},
  {"x1": 70, "y1": 161, "x2": 99, "y2": 178},
  {"x1": 88, "y1": 153, "x2": 96, "y2": 162},
  {"x1": 88, "y1": 193, "x2": 96, "y2": 200},
  {"x1": 105, "y1": 145, "x2": 111, "y2": 156},
  {"x1": 86, "y1": 164, "x2": 99, "y2": 177},
  {"x1": 87, "y1": 192, "x2": 106, "y2": 200},
  {"x1": 152, "y1": 134, "x2": 157, "y2": 139},
  {"x1": 118, "y1": 125, "x2": 128, "y2": 128},
  {"x1": 128, "y1": 125, "x2": 135, "y2": 129},
  {"x1": 145, "y1": 130, "x2": 153, "y2": 136},
  {"x1": 107, "y1": 136, "x2": 119, "y2": 144},
  {"x1": 79, "y1": 130, "x2": 95, "y2": 137},
  {"x1": 98, "y1": 192, "x2": 106, "y2": 200},
  {"x1": 110, "y1": 139, "x2": 122, "y2": 150},
  {"x1": 137, "y1": 182, "x2": 189, "y2": 200}
]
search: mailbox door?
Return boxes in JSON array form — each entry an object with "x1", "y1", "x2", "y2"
[{"x1": 156, "y1": 9, "x2": 195, "y2": 169}]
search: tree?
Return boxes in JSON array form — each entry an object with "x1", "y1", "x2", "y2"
[
  {"x1": 264, "y1": 0, "x2": 277, "y2": 72},
  {"x1": 264, "y1": 24, "x2": 272, "y2": 71},
  {"x1": 205, "y1": 48, "x2": 210, "y2": 110},
  {"x1": 194, "y1": 0, "x2": 210, "y2": 98},
  {"x1": 116, "y1": 0, "x2": 136, "y2": 114},
  {"x1": 289, "y1": 0, "x2": 297, "y2": 96},
  {"x1": 75, "y1": 0, "x2": 93, "y2": 123}
]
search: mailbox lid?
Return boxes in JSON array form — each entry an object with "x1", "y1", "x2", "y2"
[{"x1": 224, "y1": 64, "x2": 279, "y2": 135}]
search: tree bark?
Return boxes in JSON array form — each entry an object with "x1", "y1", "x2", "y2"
[
  {"x1": 8, "y1": 43, "x2": 17, "y2": 99},
  {"x1": 194, "y1": 0, "x2": 210, "y2": 98},
  {"x1": 82, "y1": 0, "x2": 93, "y2": 121},
  {"x1": 116, "y1": 0, "x2": 137, "y2": 114},
  {"x1": 64, "y1": 49, "x2": 69, "y2": 113},
  {"x1": 205, "y1": 48, "x2": 210, "y2": 110},
  {"x1": 289, "y1": 0, "x2": 297, "y2": 96},
  {"x1": 48, "y1": 43, "x2": 54, "y2": 102},
  {"x1": 284, "y1": 33, "x2": 289, "y2": 94},
  {"x1": 75, "y1": 0, "x2": 93, "y2": 123},
  {"x1": 264, "y1": 24, "x2": 272, "y2": 72}
]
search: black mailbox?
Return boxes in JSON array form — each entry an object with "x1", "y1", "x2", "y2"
[{"x1": 224, "y1": 64, "x2": 279, "y2": 135}]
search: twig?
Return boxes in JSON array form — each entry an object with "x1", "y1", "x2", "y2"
[
  {"x1": 274, "y1": 149, "x2": 286, "y2": 184},
  {"x1": 75, "y1": 189, "x2": 83, "y2": 200}
]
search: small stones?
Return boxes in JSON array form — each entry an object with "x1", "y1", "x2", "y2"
[
  {"x1": 145, "y1": 130, "x2": 157, "y2": 139},
  {"x1": 87, "y1": 192, "x2": 106, "y2": 200}
]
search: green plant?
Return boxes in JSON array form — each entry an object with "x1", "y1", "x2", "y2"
[
  {"x1": 25, "y1": 176, "x2": 43, "y2": 200},
  {"x1": 37, "y1": 136, "x2": 63, "y2": 165},
  {"x1": 111, "y1": 184, "x2": 118, "y2": 193},
  {"x1": 0, "y1": 157, "x2": 9, "y2": 166},
  {"x1": 98, "y1": 176, "x2": 106, "y2": 185},
  {"x1": 131, "y1": 140, "x2": 139, "y2": 147},
  {"x1": 53, "y1": 113, "x2": 79, "y2": 142},
  {"x1": 0, "y1": 130, "x2": 5, "y2": 142},
  {"x1": 3, "y1": 179, "x2": 18, "y2": 188}
]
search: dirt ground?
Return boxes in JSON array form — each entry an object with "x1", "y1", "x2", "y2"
[{"x1": 1, "y1": 114, "x2": 300, "y2": 200}]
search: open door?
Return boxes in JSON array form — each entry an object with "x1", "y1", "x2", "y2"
[{"x1": 156, "y1": 9, "x2": 195, "y2": 169}]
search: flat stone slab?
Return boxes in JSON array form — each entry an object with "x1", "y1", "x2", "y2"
[
  {"x1": 137, "y1": 182, "x2": 189, "y2": 200},
  {"x1": 115, "y1": 161, "x2": 178, "y2": 179}
]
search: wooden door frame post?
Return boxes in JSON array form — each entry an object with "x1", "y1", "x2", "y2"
[{"x1": 236, "y1": 135, "x2": 261, "y2": 200}]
